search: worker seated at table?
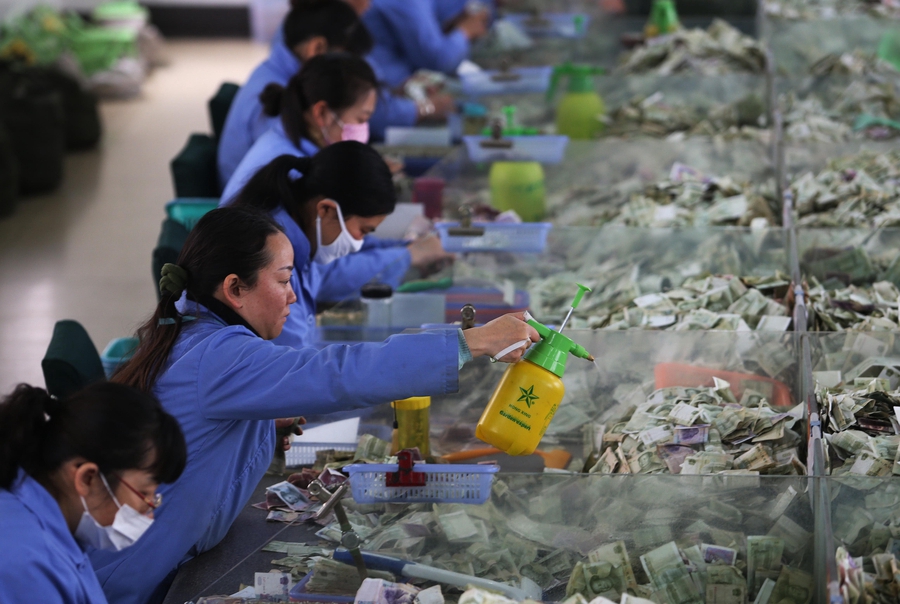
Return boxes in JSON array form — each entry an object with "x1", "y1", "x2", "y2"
[
  {"x1": 89, "y1": 206, "x2": 538, "y2": 604},
  {"x1": 230, "y1": 144, "x2": 451, "y2": 347},
  {"x1": 221, "y1": 52, "x2": 376, "y2": 203},
  {"x1": 217, "y1": 0, "x2": 371, "y2": 187},
  {"x1": 0, "y1": 382, "x2": 186, "y2": 604},
  {"x1": 363, "y1": 0, "x2": 491, "y2": 89}
]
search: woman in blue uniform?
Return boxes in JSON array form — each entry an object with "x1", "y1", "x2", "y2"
[
  {"x1": 363, "y1": 0, "x2": 490, "y2": 88},
  {"x1": 0, "y1": 382, "x2": 186, "y2": 604},
  {"x1": 217, "y1": 0, "x2": 372, "y2": 187},
  {"x1": 90, "y1": 206, "x2": 538, "y2": 604},
  {"x1": 231, "y1": 145, "x2": 448, "y2": 347},
  {"x1": 221, "y1": 52, "x2": 376, "y2": 203}
]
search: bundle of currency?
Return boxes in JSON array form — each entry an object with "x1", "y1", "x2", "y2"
[
  {"x1": 584, "y1": 379, "x2": 806, "y2": 478},
  {"x1": 816, "y1": 376, "x2": 900, "y2": 476},
  {"x1": 548, "y1": 164, "x2": 778, "y2": 228},
  {"x1": 790, "y1": 149, "x2": 900, "y2": 228},
  {"x1": 807, "y1": 279, "x2": 900, "y2": 332},
  {"x1": 616, "y1": 20, "x2": 767, "y2": 76},
  {"x1": 528, "y1": 272, "x2": 792, "y2": 332},
  {"x1": 809, "y1": 51, "x2": 900, "y2": 79}
]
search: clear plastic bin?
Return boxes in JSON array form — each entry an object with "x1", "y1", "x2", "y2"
[
  {"x1": 502, "y1": 13, "x2": 590, "y2": 38},
  {"x1": 344, "y1": 462, "x2": 499, "y2": 504},
  {"x1": 460, "y1": 66, "x2": 553, "y2": 96},
  {"x1": 463, "y1": 135, "x2": 569, "y2": 164},
  {"x1": 436, "y1": 221, "x2": 552, "y2": 253}
]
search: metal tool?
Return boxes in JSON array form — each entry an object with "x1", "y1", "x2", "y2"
[{"x1": 308, "y1": 479, "x2": 367, "y2": 580}]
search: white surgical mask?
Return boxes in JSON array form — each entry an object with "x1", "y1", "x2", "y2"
[
  {"x1": 74, "y1": 474, "x2": 154, "y2": 551},
  {"x1": 314, "y1": 202, "x2": 364, "y2": 264}
]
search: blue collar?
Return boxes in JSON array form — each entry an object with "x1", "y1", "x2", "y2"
[
  {"x1": 10, "y1": 469, "x2": 86, "y2": 562},
  {"x1": 271, "y1": 122, "x2": 322, "y2": 157},
  {"x1": 272, "y1": 207, "x2": 313, "y2": 273},
  {"x1": 268, "y1": 40, "x2": 302, "y2": 80}
]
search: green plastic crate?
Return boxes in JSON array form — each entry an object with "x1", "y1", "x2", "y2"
[{"x1": 165, "y1": 198, "x2": 219, "y2": 230}]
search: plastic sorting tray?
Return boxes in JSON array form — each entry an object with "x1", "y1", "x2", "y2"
[
  {"x1": 436, "y1": 221, "x2": 552, "y2": 253},
  {"x1": 344, "y1": 462, "x2": 499, "y2": 504},
  {"x1": 501, "y1": 13, "x2": 590, "y2": 38},
  {"x1": 165, "y1": 198, "x2": 218, "y2": 230},
  {"x1": 462, "y1": 135, "x2": 568, "y2": 164},
  {"x1": 100, "y1": 337, "x2": 139, "y2": 378},
  {"x1": 460, "y1": 66, "x2": 553, "y2": 96},
  {"x1": 286, "y1": 417, "x2": 359, "y2": 467},
  {"x1": 443, "y1": 285, "x2": 529, "y2": 323}
]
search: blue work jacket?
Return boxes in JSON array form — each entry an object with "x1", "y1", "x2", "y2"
[
  {"x1": 0, "y1": 469, "x2": 109, "y2": 604},
  {"x1": 90, "y1": 301, "x2": 459, "y2": 604},
  {"x1": 217, "y1": 41, "x2": 300, "y2": 188},
  {"x1": 270, "y1": 206, "x2": 410, "y2": 348},
  {"x1": 364, "y1": 0, "x2": 470, "y2": 87}
]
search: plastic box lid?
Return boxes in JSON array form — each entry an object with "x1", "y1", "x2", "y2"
[{"x1": 462, "y1": 135, "x2": 568, "y2": 164}]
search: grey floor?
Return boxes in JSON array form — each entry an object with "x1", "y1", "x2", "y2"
[{"x1": 0, "y1": 40, "x2": 268, "y2": 394}]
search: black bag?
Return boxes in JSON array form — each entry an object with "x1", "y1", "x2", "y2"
[
  {"x1": 208, "y1": 82, "x2": 240, "y2": 141},
  {"x1": 170, "y1": 133, "x2": 219, "y2": 198},
  {"x1": 39, "y1": 68, "x2": 102, "y2": 151},
  {"x1": 1, "y1": 68, "x2": 65, "y2": 195},
  {"x1": 152, "y1": 218, "x2": 190, "y2": 300},
  {"x1": 0, "y1": 123, "x2": 18, "y2": 218}
]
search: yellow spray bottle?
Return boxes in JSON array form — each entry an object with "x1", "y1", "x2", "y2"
[
  {"x1": 548, "y1": 63, "x2": 605, "y2": 140},
  {"x1": 476, "y1": 284, "x2": 594, "y2": 456}
]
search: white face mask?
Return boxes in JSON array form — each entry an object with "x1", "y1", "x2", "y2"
[
  {"x1": 74, "y1": 474, "x2": 154, "y2": 551},
  {"x1": 314, "y1": 202, "x2": 364, "y2": 264}
]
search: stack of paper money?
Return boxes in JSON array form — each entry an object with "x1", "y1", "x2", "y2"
[
  {"x1": 585, "y1": 380, "x2": 806, "y2": 477},
  {"x1": 764, "y1": 0, "x2": 900, "y2": 19},
  {"x1": 528, "y1": 272, "x2": 792, "y2": 332},
  {"x1": 807, "y1": 279, "x2": 900, "y2": 331},
  {"x1": 816, "y1": 376, "x2": 900, "y2": 476},
  {"x1": 616, "y1": 20, "x2": 767, "y2": 76},
  {"x1": 791, "y1": 150, "x2": 900, "y2": 228},
  {"x1": 548, "y1": 164, "x2": 777, "y2": 228}
]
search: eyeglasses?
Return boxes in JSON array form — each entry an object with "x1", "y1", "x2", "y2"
[{"x1": 115, "y1": 475, "x2": 162, "y2": 510}]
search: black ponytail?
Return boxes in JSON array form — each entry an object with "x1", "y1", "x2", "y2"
[
  {"x1": 0, "y1": 382, "x2": 186, "y2": 491},
  {"x1": 114, "y1": 207, "x2": 284, "y2": 393},
  {"x1": 232, "y1": 143, "x2": 396, "y2": 220},
  {"x1": 260, "y1": 53, "x2": 377, "y2": 148},
  {"x1": 283, "y1": 0, "x2": 372, "y2": 56}
]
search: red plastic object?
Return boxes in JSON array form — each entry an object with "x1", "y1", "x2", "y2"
[
  {"x1": 654, "y1": 363, "x2": 794, "y2": 409},
  {"x1": 385, "y1": 450, "x2": 426, "y2": 487},
  {"x1": 412, "y1": 177, "x2": 445, "y2": 220}
]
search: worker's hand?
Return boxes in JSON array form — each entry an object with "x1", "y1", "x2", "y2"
[
  {"x1": 464, "y1": 312, "x2": 541, "y2": 363},
  {"x1": 275, "y1": 417, "x2": 306, "y2": 451},
  {"x1": 457, "y1": 10, "x2": 490, "y2": 40},
  {"x1": 408, "y1": 234, "x2": 454, "y2": 270},
  {"x1": 417, "y1": 92, "x2": 456, "y2": 122},
  {"x1": 384, "y1": 156, "x2": 405, "y2": 175}
]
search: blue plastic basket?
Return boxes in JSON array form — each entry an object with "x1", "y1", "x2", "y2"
[
  {"x1": 344, "y1": 463, "x2": 499, "y2": 504},
  {"x1": 100, "y1": 337, "x2": 139, "y2": 378},
  {"x1": 436, "y1": 222, "x2": 552, "y2": 253}
]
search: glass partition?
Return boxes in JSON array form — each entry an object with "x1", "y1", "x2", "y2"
[{"x1": 188, "y1": 473, "x2": 817, "y2": 604}]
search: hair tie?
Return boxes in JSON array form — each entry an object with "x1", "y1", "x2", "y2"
[
  {"x1": 159, "y1": 263, "x2": 189, "y2": 297},
  {"x1": 158, "y1": 315, "x2": 197, "y2": 326}
]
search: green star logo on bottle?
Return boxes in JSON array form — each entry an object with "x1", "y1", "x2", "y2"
[{"x1": 517, "y1": 385, "x2": 539, "y2": 408}]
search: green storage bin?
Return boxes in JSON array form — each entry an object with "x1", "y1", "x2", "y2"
[
  {"x1": 165, "y1": 198, "x2": 219, "y2": 230},
  {"x1": 100, "y1": 336, "x2": 139, "y2": 377},
  {"x1": 68, "y1": 26, "x2": 137, "y2": 76}
]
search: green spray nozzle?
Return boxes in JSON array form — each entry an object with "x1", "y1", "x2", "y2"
[
  {"x1": 547, "y1": 63, "x2": 605, "y2": 102},
  {"x1": 646, "y1": 0, "x2": 679, "y2": 37},
  {"x1": 481, "y1": 105, "x2": 539, "y2": 137},
  {"x1": 522, "y1": 284, "x2": 594, "y2": 377}
]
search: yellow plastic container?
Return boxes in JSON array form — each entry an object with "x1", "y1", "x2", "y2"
[
  {"x1": 489, "y1": 161, "x2": 546, "y2": 222},
  {"x1": 391, "y1": 396, "x2": 430, "y2": 457},
  {"x1": 476, "y1": 294, "x2": 593, "y2": 456},
  {"x1": 475, "y1": 359, "x2": 565, "y2": 456}
]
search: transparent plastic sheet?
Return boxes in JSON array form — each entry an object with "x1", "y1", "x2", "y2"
[
  {"x1": 187, "y1": 474, "x2": 819, "y2": 604},
  {"x1": 427, "y1": 139, "x2": 778, "y2": 227},
  {"x1": 798, "y1": 228, "x2": 900, "y2": 290},
  {"x1": 764, "y1": 16, "x2": 897, "y2": 75}
]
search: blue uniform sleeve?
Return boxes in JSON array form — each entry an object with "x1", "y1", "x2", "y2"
[
  {"x1": 196, "y1": 329, "x2": 459, "y2": 420},
  {"x1": 368, "y1": 88, "x2": 418, "y2": 142},
  {"x1": 315, "y1": 246, "x2": 411, "y2": 303},
  {"x1": 362, "y1": 235, "x2": 408, "y2": 250},
  {"x1": 380, "y1": 3, "x2": 470, "y2": 75}
]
